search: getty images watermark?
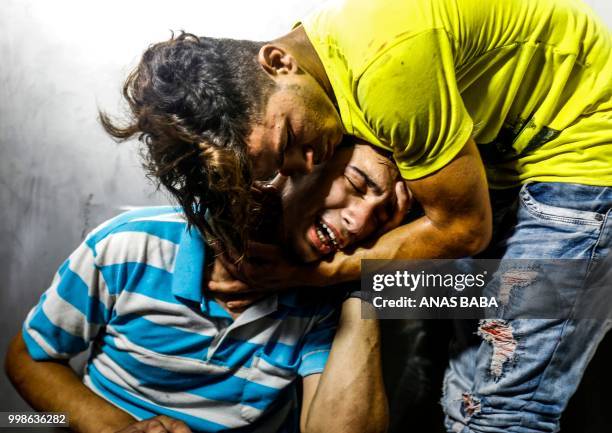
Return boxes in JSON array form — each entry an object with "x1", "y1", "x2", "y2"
[{"x1": 360, "y1": 258, "x2": 612, "y2": 320}]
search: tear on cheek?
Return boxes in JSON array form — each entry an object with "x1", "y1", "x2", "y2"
[{"x1": 477, "y1": 319, "x2": 517, "y2": 379}]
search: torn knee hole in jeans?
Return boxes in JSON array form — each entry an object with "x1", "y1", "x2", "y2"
[
  {"x1": 461, "y1": 392, "x2": 482, "y2": 417},
  {"x1": 478, "y1": 319, "x2": 517, "y2": 378}
]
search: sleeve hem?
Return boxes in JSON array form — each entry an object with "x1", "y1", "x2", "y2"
[
  {"x1": 21, "y1": 327, "x2": 66, "y2": 361},
  {"x1": 397, "y1": 122, "x2": 473, "y2": 180},
  {"x1": 298, "y1": 349, "x2": 330, "y2": 377},
  {"x1": 300, "y1": 369, "x2": 324, "y2": 378}
]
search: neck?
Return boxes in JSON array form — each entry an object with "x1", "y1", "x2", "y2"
[{"x1": 273, "y1": 26, "x2": 336, "y2": 104}]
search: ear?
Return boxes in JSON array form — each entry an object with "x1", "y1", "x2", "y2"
[{"x1": 258, "y1": 44, "x2": 299, "y2": 77}]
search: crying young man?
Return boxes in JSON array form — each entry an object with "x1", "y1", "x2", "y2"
[{"x1": 6, "y1": 141, "x2": 402, "y2": 433}]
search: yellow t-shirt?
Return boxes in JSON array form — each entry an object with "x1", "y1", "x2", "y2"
[{"x1": 300, "y1": 0, "x2": 612, "y2": 187}]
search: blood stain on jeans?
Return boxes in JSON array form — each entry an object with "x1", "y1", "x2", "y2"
[{"x1": 478, "y1": 319, "x2": 518, "y2": 378}]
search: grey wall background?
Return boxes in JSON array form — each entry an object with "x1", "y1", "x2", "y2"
[{"x1": 0, "y1": 0, "x2": 610, "y2": 430}]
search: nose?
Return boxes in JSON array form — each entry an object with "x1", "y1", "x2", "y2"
[
  {"x1": 279, "y1": 146, "x2": 314, "y2": 176},
  {"x1": 341, "y1": 199, "x2": 377, "y2": 237}
]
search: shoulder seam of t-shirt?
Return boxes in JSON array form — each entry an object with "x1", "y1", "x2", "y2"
[{"x1": 354, "y1": 27, "x2": 447, "y2": 81}]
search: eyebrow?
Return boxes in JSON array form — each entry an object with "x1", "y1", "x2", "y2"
[{"x1": 348, "y1": 165, "x2": 384, "y2": 195}]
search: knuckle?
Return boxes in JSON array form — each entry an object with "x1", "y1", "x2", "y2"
[
  {"x1": 144, "y1": 421, "x2": 165, "y2": 433},
  {"x1": 170, "y1": 419, "x2": 188, "y2": 428}
]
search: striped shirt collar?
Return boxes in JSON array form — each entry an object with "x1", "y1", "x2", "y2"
[
  {"x1": 171, "y1": 226, "x2": 207, "y2": 303},
  {"x1": 171, "y1": 226, "x2": 300, "y2": 317}
]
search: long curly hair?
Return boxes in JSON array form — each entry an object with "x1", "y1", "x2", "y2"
[{"x1": 100, "y1": 32, "x2": 274, "y2": 256}]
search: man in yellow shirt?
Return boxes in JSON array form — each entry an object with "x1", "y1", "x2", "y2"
[
  {"x1": 103, "y1": 0, "x2": 611, "y2": 430},
  {"x1": 299, "y1": 0, "x2": 611, "y2": 188}
]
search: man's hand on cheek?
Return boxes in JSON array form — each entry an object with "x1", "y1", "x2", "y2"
[
  {"x1": 207, "y1": 256, "x2": 267, "y2": 312},
  {"x1": 208, "y1": 242, "x2": 311, "y2": 295},
  {"x1": 207, "y1": 247, "x2": 304, "y2": 311},
  {"x1": 206, "y1": 178, "x2": 310, "y2": 298},
  {"x1": 207, "y1": 256, "x2": 251, "y2": 294},
  {"x1": 242, "y1": 242, "x2": 309, "y2": 288},
  {"x1": 380, "y1": 179, "x2": 412, "y2": 235}
]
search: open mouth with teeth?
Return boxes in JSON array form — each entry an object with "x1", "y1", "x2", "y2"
[{"x1": 307, "y1": 216, "x2": 340, "y2": 256}]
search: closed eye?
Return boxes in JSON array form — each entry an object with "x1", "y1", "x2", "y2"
[
  {"x1": 345, "y1": 174, "x2": 366, "y2": 195},
  {"x1": 347, "y1": 165, "x2": 383, "y2": 195}
]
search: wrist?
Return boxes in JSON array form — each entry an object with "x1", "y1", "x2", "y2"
[
  {"x1": 309, "y1": 261, "x2": 339, "y2": 287},
  {"x1": 293, "y1": 253, "x2": 360, "y2": 288},
  {"x1": 340, "y1": 298, "x2": 378, "y2": 327},
  {"x1": 288, "y1": 263, "x2": 325, "y2": 287}
]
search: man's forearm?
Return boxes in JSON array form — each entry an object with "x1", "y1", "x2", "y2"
[
  {"x1": 303, "y1": 299, "x2": 388, "y2": 433},
  {"x1": 310, "y1": 210, "x2": 489, "y2": 285},
  {"x1": 5, "y1": 333, "x2": 136, "y2": 433}
]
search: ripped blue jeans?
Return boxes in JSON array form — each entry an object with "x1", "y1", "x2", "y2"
[{"x1": 442, "y1": 182, "x2": 612, "y2": 433}]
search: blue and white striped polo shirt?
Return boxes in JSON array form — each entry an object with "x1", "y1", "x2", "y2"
[{"x1": 22, "y1": 206, "x2": 340, "y2": 433}]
